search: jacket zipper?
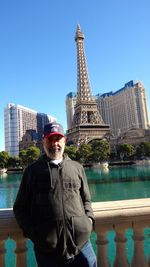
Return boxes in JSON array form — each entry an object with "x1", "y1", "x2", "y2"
[
  {"x1": 47, "y1": 162, "x2": 67, "y2": 255},
  {"x1": 47, "y1": 162, "x2": 53, "y2": 188},
  {"x1": 58, "y1": 164, "x2": 67, "y2": 255}
]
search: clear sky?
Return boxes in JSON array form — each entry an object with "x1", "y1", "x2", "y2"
[{"x1": 0, "y1": 0, "x2": 150, "y2": 151}]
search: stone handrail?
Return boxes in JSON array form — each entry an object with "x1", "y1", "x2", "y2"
[
  {"x1": 92, "y1": 198, "x2": 150, "y2": 267},
  {"x1": 1, "y1": 198, "x2": 150, "y2": 266}
]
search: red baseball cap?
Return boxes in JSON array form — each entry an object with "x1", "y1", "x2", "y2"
[{"x1": 44, "y1": 122, "x2": 65, "y2": 138}]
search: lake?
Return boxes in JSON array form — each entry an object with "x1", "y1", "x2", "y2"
[{"x1": 1, "y1": 164, "x2": 150, "y2": 208}]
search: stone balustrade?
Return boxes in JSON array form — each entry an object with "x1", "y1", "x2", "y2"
[
  {"x1": 1, "y1": 198, "x2": 150, "y2": 266},
  {"x1": 92, "y1": 198, "x2": 150, "y2": 267}
]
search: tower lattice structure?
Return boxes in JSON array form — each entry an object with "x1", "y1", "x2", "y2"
[
  {"x1": 67, "y1": 25, "x2": 110, "y2": 145},
  {"x1": 73, "y1": 24, "x2": 103, "y2": 126}
]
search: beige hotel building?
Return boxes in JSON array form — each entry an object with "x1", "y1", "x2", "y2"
[{"x1": 66, "y1": 80, "x2": 149, "y2": 139}]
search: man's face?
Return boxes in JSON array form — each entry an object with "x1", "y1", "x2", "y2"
[{"x1": 43, "y1": 134, "x2": 65, "y2": 160}]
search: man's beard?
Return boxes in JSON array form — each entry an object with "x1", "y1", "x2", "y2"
[{"x1": 44, "y1": 145, "x2": 64, "y2": 160}]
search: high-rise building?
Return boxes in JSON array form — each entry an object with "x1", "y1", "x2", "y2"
[
  {"x1": 96, "y1": 80, "x2": 149, "y2": 137},
  {"x1": 66, "y1": 92, "x2": 77, "y2": 130},
  {"x1": 66, "y1": 25, "x2": 109, "y2": 145},
  {"x1": 4, "y1": 103, "x2": 56, "y2": 156}
]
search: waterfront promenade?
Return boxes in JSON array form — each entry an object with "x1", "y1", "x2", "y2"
[
  {"x1": 1, "y1": 198, "x2": 150, "y2": 267},
  {"x1": 1, "y1": 165, "x2": 150, "y2": 266}
]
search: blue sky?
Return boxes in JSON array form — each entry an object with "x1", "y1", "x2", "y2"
[{"x1": 0, "y1": 0, "x2": 150, "y2": 151}]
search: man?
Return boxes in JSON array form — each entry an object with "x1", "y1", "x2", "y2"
[{"x1": 13, "y1": 122, "x2": 97, "y2": 267}]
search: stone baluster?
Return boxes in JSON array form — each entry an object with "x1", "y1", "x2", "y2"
[
  {"x1": 13, "y1": 233, "x2": 27, "y2": 267},
  {"x1": 113, "y1": 224, "x2": 130, "y2": 267},
  {"x1": 131, "y1": 223, "x2": 148, "y2": 267},
  {"x1": 0, "y1": 234, "x2": 7, "y2": 267},
  {"x1": 96, "y1": 227, "x2": 110, "y2": 267}
]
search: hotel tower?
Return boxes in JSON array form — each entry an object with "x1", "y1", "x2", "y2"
[{"x1": 4, "y1": 103, "x2": 56, "y2": 156}]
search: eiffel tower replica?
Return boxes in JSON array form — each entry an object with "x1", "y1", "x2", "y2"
[{"x1": 67, "y1": 25, "x2": 110, "y2": 145}]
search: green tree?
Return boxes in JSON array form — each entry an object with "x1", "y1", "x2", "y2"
[
  {"x1": 90, "y1": 140, "x2": 110, "y2": 162},
  {"x1": 118, "y1": 143, "x2": 135, "y2": 160},
  {"x1": 19, "y1": 149, "x2": 27, "y2": 167},
  {"x1": 7, "y1": 156, "x2": 22, "y2": 168},
  {"x1": 136, "y1": 142, "x2": 150, "y2": 159},
  {"x1": 77, "y1": 143, "x2": 92, "y2": 163},
  {"x1": 64, "y1": 145, "x2": 78, "y2": 160},
  {"x1": 19, "y1": 146, "x2": 41, "y2": 167},
  {"x1": 0, "y1": 151, "x2": 10, "y2": 168}
]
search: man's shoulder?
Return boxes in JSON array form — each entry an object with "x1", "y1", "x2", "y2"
[
  {"x1": 63, "y1": 157, "x2": 83, "y2": 169},
  {"x1": 25, "y1": 156, "x2": 45, "y2": 171}
]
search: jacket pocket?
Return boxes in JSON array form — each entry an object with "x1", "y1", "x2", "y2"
[
  {"x1": 63, "y1": 179, "x2": 80, "y2": 190},
  {"x1": 35, "y1": 220, "x2": 58, "y2": 249},
  {"x1": 62, "y1": 179, "x2": 84, "y2": 216},
  {"x1": 72, "y1": 215, "x2": 92, "y2": 248}
]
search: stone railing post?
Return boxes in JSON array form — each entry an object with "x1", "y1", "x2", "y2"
[
  {"x1": 131, "y1": 222, "x2": 149, "y2": 267},
  {"x1": 0, "y1": 208, "x2": 28, "y2": 267},
  {"x1": 96, "y1": 226, "x2": 110, "y2": 267},
  {"x1": 113, "y1": 223, "x2": 130, "y2": 267},
  {"x1": 0, "y1": 233, "x2": 7, "y2": 267},
  {"x1": 12, "y1": 233, "x2": 27, "y2": 267}
]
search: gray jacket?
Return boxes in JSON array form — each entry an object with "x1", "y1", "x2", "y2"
[{"x1": 13, "y1": 155, "x2": 94, "y2": 259}]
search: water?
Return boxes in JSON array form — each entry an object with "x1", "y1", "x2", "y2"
[
  {"x1": 1, "y1": 164, "x2": 150, "y2": 266},
  {"x1": 1, "y1": 165, "x2": 150, "y2": 208},
  {"x1": 86, "y1": 165, "x2": 150, "y2": 201}
]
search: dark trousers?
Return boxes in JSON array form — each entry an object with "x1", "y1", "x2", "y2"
[{"x1": 35, "y1": 240, "x2": 97, "y2": 267}]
